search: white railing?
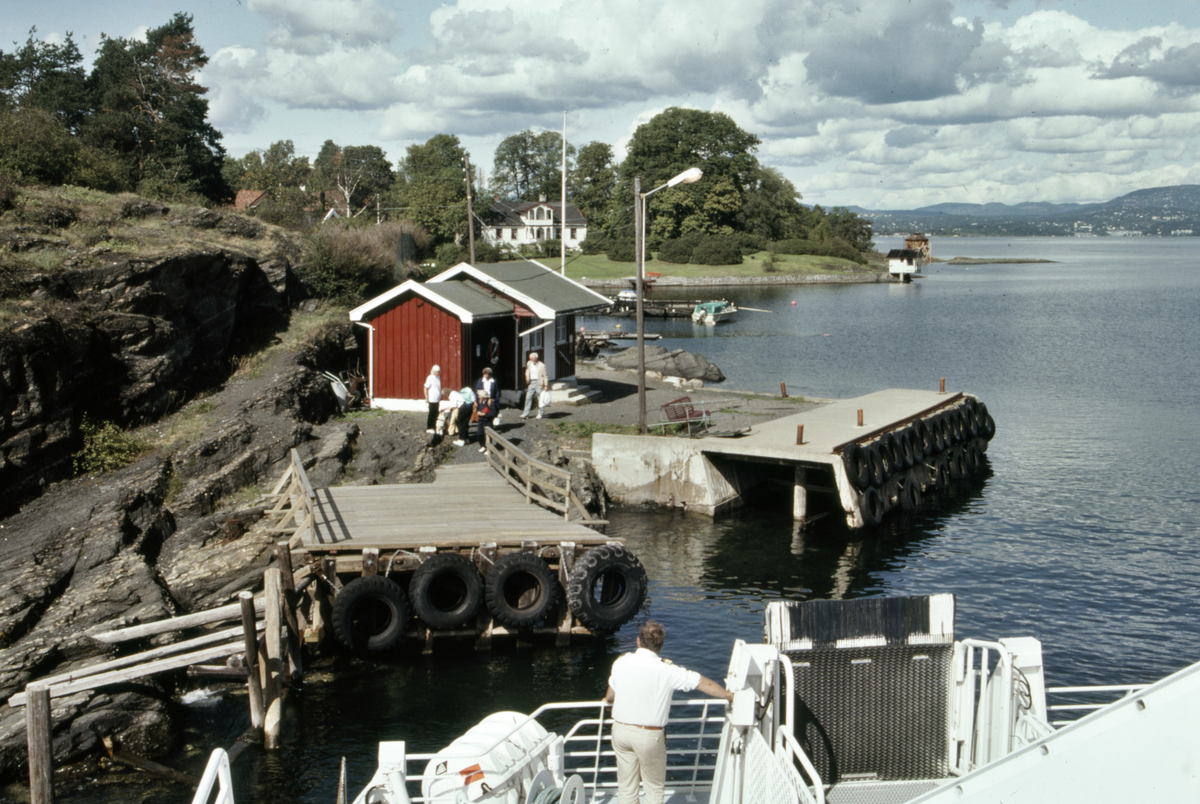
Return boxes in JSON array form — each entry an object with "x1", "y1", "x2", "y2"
[
  {"x1": 949, "y1": 640, "x2": 1014, "y2": 774},
  {"x1": 774, "y1": 726, "x2": 825, "y2": 804},
  {"x1": 381, "y1": 698, "x2": 727, "y2": 804},
  {"x1": 1044, "y1": 683, "x2": 1148, "y2": 728},
  {"x1": 191, "y1": 748, "x2": 235, "y2": 804}
]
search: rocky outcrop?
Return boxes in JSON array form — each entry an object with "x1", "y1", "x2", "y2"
[
  {"x1": 606, "y1": 345, "x2": 726, "y2": 383},
  {"x1": 0, "y1": 248, "x2": 292, "y2": 518}
]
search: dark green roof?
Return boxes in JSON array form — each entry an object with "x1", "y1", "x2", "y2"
[
  {"x1": 429, "y1": 280, "x2": 514, "y2": 318},
  {"x1": 471, "y1": 262, "x2": 608, "y2": 313}
]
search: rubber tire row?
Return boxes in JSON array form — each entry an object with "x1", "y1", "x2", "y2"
[{"x1": 331, "y1": 545, "x2": 647, "y2": 652}]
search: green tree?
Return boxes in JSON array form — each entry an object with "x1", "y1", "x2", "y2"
[
  {"x1": 738, "y1": 166, "x2": 806, "y2": 241},
  {"x1": 387, "y1": 133, "x2": 469, "y2": 247},
  {"x1": 82, "y1": 13, "x2": 227, "y2": 201},
  {"x1": 493, "y1": 130, "x2": 574, "y2": 201},
  {"x1": 313, "y1": 140, "x2": 392, "y2": 216},
  {"x1": 826, "y1": 206, "x2": 875, "y2": 252},
  {"x1": 0, "y1": 106, "x2": 79, "y2": 183},
  {"x1": 620, "y1": 108, "x2": 762, "y2": 237},
  {"x1": 570, "y1": 141, "x2": 617, "y2": 227},
  {"x1": 0, "y1": 29, "x2": 89, "y2": 132},
  {"x1": 226, "y1": 140, "x2": 311, "y2": 197}
]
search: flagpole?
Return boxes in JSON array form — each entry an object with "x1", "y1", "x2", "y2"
[{"x1": 561, "y1": 111, "x2": 567, "y2": 276}]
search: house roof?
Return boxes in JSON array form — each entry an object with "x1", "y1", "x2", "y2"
[
  {"x1": 349, "y1": 278, "x2": 514, "y2": 323},
  {"x1": 430, "y1": 260, "x2": 609, "y2": 317},
  {"x1": 234, "y1": 190, "x2": 268, "y2": 211},
  {"x1": 483, "y1": 199, "x2": 588, "y2": 227},
  {"x1": 887, "y1": 249, "x2": 922, "y2": 260}
]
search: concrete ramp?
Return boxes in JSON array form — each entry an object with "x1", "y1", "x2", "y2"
[{"x1": 593, "y1": 389, "x2": 989, "y2": 528}]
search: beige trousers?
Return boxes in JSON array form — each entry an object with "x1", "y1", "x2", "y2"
[{"x1": 612, "y1": 722, "x2": 667, "y2": 804}]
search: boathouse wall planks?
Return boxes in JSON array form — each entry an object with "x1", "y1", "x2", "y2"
[{"x1": 371, "y1": 294, "x2": 466, "y2": 400}]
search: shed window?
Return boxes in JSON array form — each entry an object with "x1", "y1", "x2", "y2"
[{"x1": 511, "y1": 228, "x2": 518, "y2": 240}]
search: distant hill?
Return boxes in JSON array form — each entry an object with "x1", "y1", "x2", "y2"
[{"x1": 860, "y1": 185, "x2": 1200, "y2": 237}]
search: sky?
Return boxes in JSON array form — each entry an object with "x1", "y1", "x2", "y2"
[{"x1": 6, "y1": 0, "x2": 1200, "y2": 209}]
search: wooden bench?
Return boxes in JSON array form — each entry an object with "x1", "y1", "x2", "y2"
[{"x1": 653, "y1": 396, "x2": 711, "y2": 436}]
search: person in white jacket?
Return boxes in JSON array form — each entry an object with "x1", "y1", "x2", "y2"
[
  {"x1": 423, "y1": 365, "x2": 441, "y2": 433},
  {"x1": 521, "y1": 352, "x2": 546, "y2": 419}
]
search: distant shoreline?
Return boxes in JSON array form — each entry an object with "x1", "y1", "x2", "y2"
[
  {"x1": 940, "y1": 257, "x2": 1056, "y2": 265},
  {"x1": 579, "y1": 273, "x2": 893, "y2": 288}
]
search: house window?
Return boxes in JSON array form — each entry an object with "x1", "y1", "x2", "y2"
[
  {"x1": 529, "y1": 318, "x2": 544, "y2": 350},
  {"x1": 570, "y1": 228, "x2": 577, "y2": 239},
  {"x1": 510, "y1": 228, "x2": 518, "y2": 240},
  {"x1": 556, "y1": 316, "x2": 570, "y2": 343},
  {"x1": 536, "y1": 228, "x2": 544, "y2": 240},
  {"x1": 495, "y1": 229, "x2": 502, "y2": 239},
  {"x1": 535, "y1": 208, "x2": 544, "y2": 220}
]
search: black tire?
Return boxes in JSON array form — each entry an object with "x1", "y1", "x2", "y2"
[
  {"x1": 980, "y1": 404, "x2": 996, "y2": 440},
  {"x1": 941, "y1": 413, "x2": 956, "y2": 445},
  {"x1": 332, "y1": 575, "x2": 410, "y2": 653},
  {"x1": 861, "y1": 486, "x2": 884, "y2": 526},
  {"x1": 900, "y1": 471, "x2": 922, "y2": 510},
  {"x1": 865, "y1": 443, "x2": 885, "y2": 487},
  {"x1": 485, "y1": 552, "x2": 559, "y2": 628},
  {"x1": 877, "y1": 435, "x2": 897, "y2": 479},
  {"x1": 844, "y1": 444, "x2": 870, "y2": 490},
  {"x1": 967, "y1": 442, "x2": 983, "y2": 474},
  {"x1": 898, "y1": 428, "x2": 916, "y2": 468},
  {"x1": 947, "y1": 448, "x2": 965, "y2": 481},
  {"x1": 410, "y1": 553, "x2": 484, "y2": 630},
  {"x1": 916, "y1": 419, "x2": 933, "y2": 457},
  {"x1": 935, "y1": 454, "x2": 951, "y2": 488},
  {"x1": 931, "y1": 416, "x2": 946, "y2": 452},
  {"x1": 567, "y1": 545, "x2": 648, "y2": 633}
]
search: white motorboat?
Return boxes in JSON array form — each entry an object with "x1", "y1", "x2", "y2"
[
  {"x1": 691, "y1": 301, "x2": 738, "y2": 325},
  {"x1": 194, "y1": 594, "x2": 1200, "y2": 804}
]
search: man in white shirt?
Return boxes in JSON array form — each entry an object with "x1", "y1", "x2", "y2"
[
  {"x1": 604, "y1": 621, "x2": 734, "y2": 804},
  {"x1": 424, "y1": 365, "x2": 441, "y2": 433},
  {"x1": 521, "y1": 352, "x2": 546, "y2": 419}
]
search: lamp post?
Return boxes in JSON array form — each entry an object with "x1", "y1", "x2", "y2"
[{"x1": 636, "y1": 167, "x2": 703, "y2": 433}]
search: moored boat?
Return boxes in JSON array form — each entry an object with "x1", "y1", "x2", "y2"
[{"x1": 691, "y1": 300, "x2": 738, "y2": 325}]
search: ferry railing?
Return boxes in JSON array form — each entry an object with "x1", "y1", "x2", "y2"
[
  {"x1": 774, "y1": 726, "x2": 825, "y2": 804},
  {"x1": 380, "y1": 698, "x2": 726, "y2": 804},
  {"x1": 191, "y1": 748, "x2": 235, "y2": 804},
  {"x1": 1044, "y1": 683, "x2": 1149, "y2": 728},
  {"x1": 949, "y1": 639, "x2": 1016, "y2": 774}
]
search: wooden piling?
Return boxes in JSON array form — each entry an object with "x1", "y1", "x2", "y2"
[
  {"x1": 857, "y1": 409, "x2": 864, "y2": 427},
  {"x1": 780, "y1": 382, "x2": 788, "y2": 398},
  {"x1": 796, "y1": 425, "x2": 804, "y2": 445},
  {"x1": 275, "y1": 542, "x2": 305, "y2": 680},
  {"x1": 939, "y1": 378, "x2": 946, "y2": 394},
  {"x1": 26, "y1": 683, "x2": 53, "y2": 804},
  {"x1": 239, "y1": 592, "x2": 265, "y2": 736},
  {"x1": 263, "y1": 568, "x2": 284, "y2": 749}
]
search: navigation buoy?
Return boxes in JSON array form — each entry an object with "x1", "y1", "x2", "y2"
[{"x1": 790, "y1": 301, "x2": 797, "y2": 306}]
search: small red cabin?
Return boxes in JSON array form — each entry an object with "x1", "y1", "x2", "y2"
[{"x1": 350, "y1": 261, "x2": 608, "y2": 410}]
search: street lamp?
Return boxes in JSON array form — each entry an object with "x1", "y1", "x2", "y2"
[{"x1": 636, "y1": 167, "x2": 703, "y2": 433}]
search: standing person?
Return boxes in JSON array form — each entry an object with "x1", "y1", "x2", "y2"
[
  {"x1": 603, "y1": 622, "x2": 734, "y2": 804},
  {"x1": 424, "y1": 365, "x2": 441, "y2": 433},
  {"x1": 521, "y1": 352, "x2": 546, "y2": 419},
  {"x1": 475, "y1": 367, "x2": 498, "y2": 406},
  {"x1": 474, "y1": 390, "x2": 498, "y2": 452}
]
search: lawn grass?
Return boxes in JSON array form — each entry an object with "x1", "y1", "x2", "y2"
[{"x1": 563, "y1": 250, "x2": 877, "y2": 282}]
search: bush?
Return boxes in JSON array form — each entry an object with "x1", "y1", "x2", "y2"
[
  {"x1": 74, "y1": 415, "x2": 147, "y2": 475},
  {"x1": 657, "y1": 234, "x2": 699, "y2": 264},
  {"x1": 691, "y1": 235, "x2": 743, "y2": 266},
  {"x1": 734, "y1": 231, "x2": 768, "y2": 255},
  {"x1": 769, "y1": 236, "x2": 865, "y2": 265},
  {"x1": 773, "y1": 238, "x2": 821, "y2": 256},
  {"x1": 0, "y1": 175, "x2": 17, "y2": 215},
  {"x1": 579, "y1": 233, "x2": 609, "y2": 255},
  {"x1": 763, "y1": 251, "x2": 778, "y2": 273},
  {"x1": 435, "y1": 242, "x2": 466, "y2": 272},
  {"x1": 0, "y1": 108, "x2": 79, "y2": 185},
  {"x1": 300, "y1": 221, "x2": 418, "y2": 303},
  {"x1": 605, "y1": 239, "x2": 637, "y2": 262}
]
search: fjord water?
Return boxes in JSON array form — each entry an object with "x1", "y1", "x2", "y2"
[{"x1": 38, "y1": 237, "x2": 1200, "y2": 804}]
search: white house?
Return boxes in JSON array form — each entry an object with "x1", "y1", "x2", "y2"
[{"x1": 482, "y1": 196, "x2": 588, "y2": 252}]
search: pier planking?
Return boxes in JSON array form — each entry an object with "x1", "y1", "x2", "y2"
[{"x1": 305, "y1": 464, "x2": 611, "y2": 550}]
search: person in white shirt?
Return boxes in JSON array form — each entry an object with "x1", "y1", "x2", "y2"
[
  {"x1": 424, "y1": 365, "x2": 441, "y2": 433},
  {"x1": 521, "y1": 352, "x2": 546, "y2": 419},
  {"x1": 603, "y1": 621, "x2": 734, "y2": 804}
]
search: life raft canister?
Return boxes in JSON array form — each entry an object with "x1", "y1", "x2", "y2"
[{"x1": 423, "y1": 712, "x2": 551, "y2": 804}]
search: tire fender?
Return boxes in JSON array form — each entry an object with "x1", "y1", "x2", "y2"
[
  {"x1": 566, "y1": 545, "x2": 647, "y2": 633},
  {"x1": 410, "y1": 553, "x2": 484, "y2": 631},
  {"x1": 485, "y1": 552, "x2": 559, "y2": 628},
  {"x1": 332, "y1": 575, "x2": 410, "y2": 653}
]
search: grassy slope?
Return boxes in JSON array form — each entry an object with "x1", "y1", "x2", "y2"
[{"x1": 555, "y1": 250, "x2": 883, "y2": 281}]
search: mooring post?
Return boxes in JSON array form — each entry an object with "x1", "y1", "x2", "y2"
[
  {"x1": 939, "y1": 378, "x2": 946, "y2": 394},
  {"x1": 796, "y1": 425, "x2": 804, "y2": 445},
  {"x1": 263, "y1": 568, "x2": 284, "y2": 749},
  {"x1": 26, "y1": 683, "x2": 53, "y2": 804},
  {"x1": 275, "y1": 542, "x2": 305, "y2": 681},
  {"x1": 239, "y1": 592, "x2": 265, "y2": 736},
  {"x1": 857, "y1": 409, "x2": 864, "y2": 427},
  {"x1": 780, "y1": 382, "x2": 787, "y2": 398}
]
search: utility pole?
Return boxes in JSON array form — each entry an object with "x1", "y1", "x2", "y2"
[{"x1": 464, "y1": 156, "x2": 476, "y2": 264}]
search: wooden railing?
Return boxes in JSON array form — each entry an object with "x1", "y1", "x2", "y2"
[
  {"x1": 264, "y1": 448, "x2": 316, "y2": 548},
  {"x1": 484, "y1": 427, "x2": 603, "y2": 527}
]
